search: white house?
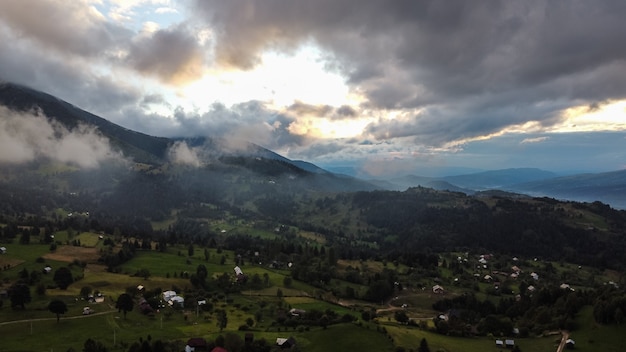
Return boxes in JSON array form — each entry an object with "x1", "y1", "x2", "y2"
[
  {"x1": 169, "y1": 296, "x2": 185, "y2": 307},
  {"x1": 163, "y1": 290, "x2": 177, "y2": 301},
  {"x1": 234, "y1": 266, "x2": 243, "y2": 276}
]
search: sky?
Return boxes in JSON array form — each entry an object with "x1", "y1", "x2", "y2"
[{"x1": 1, "y1": 0, "x2": 625, "y2": 177}]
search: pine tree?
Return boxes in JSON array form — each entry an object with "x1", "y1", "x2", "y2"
[{"x1": 418, "y1": 338, "x2": 430, "y2": 352}]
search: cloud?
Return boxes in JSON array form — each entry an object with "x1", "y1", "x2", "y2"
[
  {"x1": 521, "y1": 136, "x2": 549, "y2": 144},
  {"x1": 155, "y1": 7, "x2": 178, "y2": 14},
  {"x1": 286, "y1": 101, "x2": 358, "y2": 120},
  {"x1": 192, "y1": 0, "x2": 626, "y2": 147},
  {"x1": 167, "y1": 141, "x2": 202, "y2": 166},
  {"x1": 0, "y1": 0, "x2": 130, "y2": 58},
  {"x1": 0, "y1": 106, "x2": 124, "y2": 168},
  {"x1": 126, "y1": 24, "x2": 206, "y2": 85}
]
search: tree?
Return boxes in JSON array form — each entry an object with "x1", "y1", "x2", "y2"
[
  {"x1": 394, "y1": 310, "x2": 409, "y2": 324},
  {"x1": 188, "y1": 243, "x2": 194, "y2": 257},
  {"x1": 9, "y1": 282, "x2": 31, "y2": 309},
  {"x1": 83, "y1": 338, "x2": 108, "y2": 352},
  {"x1": 53, "y1": 266, "x2": 74, "y2": 289},
  {"x1": 116, "y1": 293, "x2": 134, "y2": 319},
  {"x1": 418, "y1": 338, "x2": 431, "y2": 352},
  {"x1": 48, "y1": 299, "x2": 68, "y2": 323},
  {"x1": 19, "y1": 231, "x2": 30, "y2": 244},
  {"x1": 80, "y1": 286, "x2": 93, "y2": 298},
  {"x1": 283, "y1": 276, "x2": 292, "y2": 288},
  {"x1": 216, "y1": 309, "x2": 228, "y2": 331}
]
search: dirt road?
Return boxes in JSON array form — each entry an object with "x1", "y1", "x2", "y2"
[
  {"x1": 556, "y1": 330, "x2": 570, "y2": 352},
  {"x1": 0, "y1": 309, "x2": 116, "y2": 326}
]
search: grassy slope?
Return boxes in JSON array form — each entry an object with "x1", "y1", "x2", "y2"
[
  {"x1": 569, "y1": 306, "x2": 626, "y2": 351},
  {"x1": 3, "y1": 235, "x2": 626, "y2": 351}
]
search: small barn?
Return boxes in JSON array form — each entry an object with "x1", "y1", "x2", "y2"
[
  {"x1": 432, "y1": 285, "x2": 445, "y2": 294},
  {"x1": 276, "y1": 336, "x2": 296, "y2": 349}
]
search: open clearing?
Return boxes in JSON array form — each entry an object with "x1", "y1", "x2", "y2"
[{"x1": 42, "y1": 245, "x2": 100, "y2": 263}]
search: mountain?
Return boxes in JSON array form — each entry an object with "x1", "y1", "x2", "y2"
[
  {"x1": 441, "y1": 168, "x2": 559, "y2": 190},
  {"x1": 382, "y1": 167, "x2": 626, "y2": 209},
  {"x1": 2, "y1": 82, "x2": 625, "y2": 210},
  {"x1": 384, "y1": 175, "x2": 473, "y2": 193},
  {"x1": 0, "y1": 82, "x2": 172, "y2": 164},
  {"x1": 0, "y1": 82, "x2": 378, "y2": 198},
  {"x1": 506, "y1": 169, "x2": 626, "y2": 209}
]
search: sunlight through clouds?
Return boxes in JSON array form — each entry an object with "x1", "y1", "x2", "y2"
[{"x1": 554, "y1": 100, "x2": 626, "y2": 132}]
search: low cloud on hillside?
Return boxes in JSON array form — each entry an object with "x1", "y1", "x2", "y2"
[
  {"x1": 167, "y1": 141, "x2": 202, "y2": 167},
  {"x1": 0, "y1": 106, "x2": 124, "y2": 168}
]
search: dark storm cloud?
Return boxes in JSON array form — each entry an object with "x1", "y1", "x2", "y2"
[
  {"x1": 0, "y1": 29, "x2": 142, "y2": 121},
  {"x1": 126, "y1": 25, "x2": 206, "y2": 85},
  {"x1": 192, "y1": 0, "x2": 626, "y2": 145}
]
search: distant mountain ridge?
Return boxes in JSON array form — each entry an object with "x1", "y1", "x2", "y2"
[
  {"x1": 383, "y1": 168, "x2": 626, "y2": 209},
  {"x1": 506, "y1": 169, "x2": 626, "y2": 209},
  {"x1": 1, "y1": 82, "x2": 625, "y2": 209}
]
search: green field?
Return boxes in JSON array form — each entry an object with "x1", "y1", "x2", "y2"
[
  {"x1": 566, "y1": 306, "x2": 626, "y2": 351},
  {"x1": 2, "y1": 239, "x2": 626, "y2": 351}
]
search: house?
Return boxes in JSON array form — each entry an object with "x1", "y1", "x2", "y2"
[
  {"x1": 163, "y1": 290, "x2": 177, "y2": 301},
  {"x1": 505, "y1": 339, "x2": 515, "y2": 348},
  {"x1": 565, "y1": 338, "x2": 575, "y2": 349},
  {"x1": 495, "y1": 339, "x2": 504, "y2": 347},
  {"x1": 276, "y1": 337, "x2": 296, "y2": 349},
  {"x1": 138, "y1": 298, "x2": 154, "y2": 314},
  {"x1": 169, "y1": 295, "x2": 185, "y2": 307},
  {"x1": 43, "y1": 266, "x2": 52, "y2": 274},
  {"x1": 432, "y1": 285, "x2": 444, "y2": 294},
  {"x1": 0, "y1": 247, "x2": 6, "y2": 254},
  {"x1": 289, "y1": 308, "x2": 306, "y2": 316},
  {"x1": 94, "y1": 293, "x2": 105, "y2": 303},
  {"x1": 530, "y1": 272, "x2": 539, "y2": 280},
  {"x1": 185, "y1": 338, "x2": 208, "y2": 351}
]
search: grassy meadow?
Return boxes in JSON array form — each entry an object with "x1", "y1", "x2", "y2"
[{"x1": 2, "y1": 226, "x2": 626, "y2": 351}]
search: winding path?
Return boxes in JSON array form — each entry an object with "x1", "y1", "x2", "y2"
[{"x1": 0, "y1": 309, "x2": 117, "y2": 326}]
